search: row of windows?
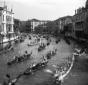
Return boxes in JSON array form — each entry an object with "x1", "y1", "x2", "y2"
[
  {"x1": 74, "y1": 13, "x2": 86, "y2": 22},
  {"x1": 2, "y1": 15, "x2": 13, "y2": 22},
  {"x1": 1, "y1": 23, "x2": 13, "y2": 32},
  {"x1": 75, "y1": 22, "x2": 84, "y2": 30},
  {"x1": 2, "y1": 34, "x2": 15, "y2": 39}
]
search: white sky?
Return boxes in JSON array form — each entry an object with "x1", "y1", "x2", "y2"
[{"x1": 2, "y1": 0, "x2": 86, "y2": 20}]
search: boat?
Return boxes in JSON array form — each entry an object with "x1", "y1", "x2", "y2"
[
  {"x1": 24, "y1": 61, "x2": 48, "y2": 75},
  {"x1": 53, "y1": 55, "x2": 74, "y2": 84},
  {"x1": 7, "y1": 52, "x2": 32, "y2": 66},
  {"x1": 46, "y1": 49, "x2": 57, "y2": 59},
  {"x1": 38, "y1": 44, "x2": 46, "y2": 52}
]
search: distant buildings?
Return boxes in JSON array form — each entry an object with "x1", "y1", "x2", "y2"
[
  {"x1": 73, "y1": 7, "x2": 86, "y2": 37},
  {"x1": 55, "y1": 16, "x2": 73, "y2": 36},
  {"x1": 86, "y1": 0, "x2": 88, "y2": 9},
  {"x1": 55, "y1": 0, "x2": 88, "y2": 39},
  {"x1": 0, "y1": 3, "x2": 15, "y2": 43},
  {"x1": 30, "y1": 19, "x2": 48, "y2": 31},
  {"x1": 56, "y1": 16, "x2": 72, "y2": 31}
]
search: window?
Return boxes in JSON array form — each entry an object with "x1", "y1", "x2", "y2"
[
  {"x1": 6, "y1": 24, "x2": 11, "y2": 32},
  {"x1": 6, "y1": 16, "x2": 12, "y2": 22}
]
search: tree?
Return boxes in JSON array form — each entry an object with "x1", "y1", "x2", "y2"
[
  {"x1": 19, "y1": 20, "x2": 31, "y2": 33},
  {"x1": 34, "y1": 21, "x2": 60, "y2": 36}
]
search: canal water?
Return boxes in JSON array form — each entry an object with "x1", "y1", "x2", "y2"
[{"x1": 0, "y1": 36, "x2": 73, "y2": 85}]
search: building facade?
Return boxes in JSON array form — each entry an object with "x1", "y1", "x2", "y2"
[
  {"x1": 57, "y1": 16, "x2": 72, "y2": 31},
  {"x1": 72, "y1": 0, "x2": 88, "y2": 38},
  {"x1": 73, "y1": 8, "x2": 86, "y2": 31},
  {"x1": 55, "y1": 16, "x2": 73, "y2": 36},
  {"x1": 0, "y1": 4, "x2": 14, "y2": 43}
]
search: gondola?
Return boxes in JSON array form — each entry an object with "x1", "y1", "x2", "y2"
[
  {"x1": 24, "y1": 61, "x2": 48, "y2": 75},
  {"x1": 7, "y1": 53, "x2": 32, "y2": 66},
  {"x1": 46, "y1": 49, "x2": 57, "y2": 59},
  {"x1": 23, "y1": 67, "x2": 33, "y2": 75},
  {"x1": 38, "y1": 44, "x2": 46, "y2": 52},
  {"x1": 32, "y1": 61, "x2": 48, "y2": 70}
]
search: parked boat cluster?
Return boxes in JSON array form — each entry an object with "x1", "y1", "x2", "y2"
[
  {"x1": 23, "y1": 60, "x2": 48, "y2": 75},
  {"x1": 4, "y1": 34, "x2": 60, "y2": 85},
  {"x1": 52, "y1": 55, "x2": 74, "y2": 84},
  {"x1": 7, "y1": 51, "x2": 32, "y2": 66},
  {"x1": 8, "y1": 48, "x2": 57, "y2": 85},
  {"x1": 53, "y1": 46, "x2": 86, "y2": 84}
]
